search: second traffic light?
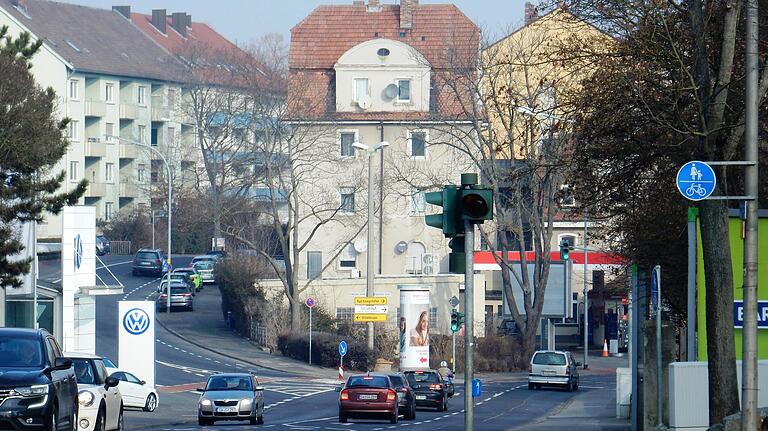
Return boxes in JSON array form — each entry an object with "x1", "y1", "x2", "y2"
[
  {"x1": 559, "y1": 239, "x2": 571, "y2": 261},
  {"x1": 450, "y1": 309, "x2": 464, "y2": 333},
  {"x1": 425, "y1": 186, "x2": 462, "y2": 238}
]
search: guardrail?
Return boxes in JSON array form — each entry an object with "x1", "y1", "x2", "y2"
[{"x1": 110, "y1": 241, "x2": 132, "y2": 255}]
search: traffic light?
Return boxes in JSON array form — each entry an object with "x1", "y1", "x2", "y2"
[
  {"x1": 425, "y1": 186, "x2": 462, "y2": 238},
  {"x1": 448, "y1": 236, "x2": 465, "y2": 274},
  {"x1": 450, "y1": 310, "x2": 464, "y2": 333},
  {"x1": 460, "y1": 188, "x2": 493, "y2": 223},
  {"x1": 559, "y1": 239, "x2": 571, "y2": 261}
]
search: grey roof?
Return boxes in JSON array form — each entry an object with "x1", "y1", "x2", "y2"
[{"x1": 0, "y1": 0, "x2": 185, "y2": 82}]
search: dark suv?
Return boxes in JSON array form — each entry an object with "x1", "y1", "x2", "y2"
[
  {"x1": 131, "y1": 248, "x2": 166, "y2": 276},
  {"x1": 0, "y1": 328, "x2": 78, "y2": 431}
]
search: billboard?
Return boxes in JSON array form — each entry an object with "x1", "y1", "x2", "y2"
[
  {"x1": 118, "y1": 301, "x2": 156, "y2": 388},
  {"x1": 502, "y1": 262, "x2": 569, "y2": 317},
  {"x1": 61, "y1": 206, "x2": 96, "y2": 352},
  {"x1": 399, "y1": 285, "x2": 430, "y2": 369}
]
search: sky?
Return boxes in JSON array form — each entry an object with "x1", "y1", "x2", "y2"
[{"x1": 64, "y1": 0, "x2": 526, "y2": 46}]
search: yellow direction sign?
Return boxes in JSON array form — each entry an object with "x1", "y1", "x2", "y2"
[
  {"x1": 354, "y1": 297, "x2": 388, "y2": 306},
  {"x1": 354, "y1": 313, "x2": 388, "y2": 322}
]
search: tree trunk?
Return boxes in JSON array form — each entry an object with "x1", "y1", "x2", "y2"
[
  {"x1": 212, "y1": 192, "x2": 222, "y2": 240},
  {"x1": 289, "y1": 295, "x2": 302, "y2": 332},
  {"x1": 517, "y1": 329, "x2": 537, "y2": 369},
  {"x1": 699, "y1": 198, "x2": 739, "y2": 424}
]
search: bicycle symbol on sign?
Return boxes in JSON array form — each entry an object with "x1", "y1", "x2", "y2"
[{"x1": 685, "y1": 183, "x2": 707, "y2": 198}]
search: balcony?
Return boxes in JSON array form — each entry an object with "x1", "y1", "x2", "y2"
[
  {"x1": 84, "y1": 100, "x2": 106, "y2": 117},
  {"x1": 85, "y1": 182, "x2": 106, "y2": 197},
  {"x1": 119, "y1": 143, "x2": 138, "y2": 159},
  {"x1": 119, "y1": 182, "x2": 138, "y2": 198},
  {"x1": 151, "y1": 95, "x2": 170, "y2": 122},
  {"x1": 119, "y1": 103, "x2": 138, "y2": 120},
  {"x1": 84, "y1": 139, "x2": 106, "y2": 158}
]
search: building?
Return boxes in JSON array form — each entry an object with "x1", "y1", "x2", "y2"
[{"x1": 280, "y1": 0, "x2": 483, "y2": 333}]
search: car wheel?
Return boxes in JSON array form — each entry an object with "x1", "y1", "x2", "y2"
[
  {"x1": 70, "y1": 402, "x2": 78, "y2": 431},
  {"x1": 408, "y1": 403, "x2": 416, "y2": 420},
  {"x1": 444, "y1": 398, "x2": 449, "y2": 412},
  {"x1": 144, "y1": 393, "x2": 157, "y2": 412},
  {"x1": 116, "y1": 406, "x2": 124, "y2": 431},
  {"x1": 45, "y1": 404, "x2": 57, "y2": 431},
  {"x1": 528, "y1": 382, "x2": 534, "y2": 390},
  {"x1": 198, "y1": 417, "x2": 212, "y2": 426},
  {"x1": 257, "y1": 415, "x2": 263, "y2": 425},
  {"x1": 94, "y1": 408, "x2": 106, "y2": 431},
  {"x1": 565, "y1": 381, "x2": 573, "y2": 392},
  {"x1": 339, "y1": 411, "x2": 347, "y2": 423}
]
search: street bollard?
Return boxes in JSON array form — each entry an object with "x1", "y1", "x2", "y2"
[{"x1": 472, "y1": 378, "x2": 482, "y2": 397}]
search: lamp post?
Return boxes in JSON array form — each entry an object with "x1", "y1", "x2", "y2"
[
  {"x1": 352, "y1": 141, "x2": 389, "y2": 351},
  {"x1": 109, "y1": 135, "x2": 173, "y2": 313}
]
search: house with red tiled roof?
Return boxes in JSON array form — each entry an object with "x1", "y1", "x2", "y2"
[{"x1": 280, "y1": 0, "x2": 483, "y2": 334}]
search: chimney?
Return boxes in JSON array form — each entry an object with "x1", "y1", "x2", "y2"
[
  {"x1": 112, "y1": 5, "x2": 131, "y2": 19},
  {"x1": 352, "y1": 0, "x2": 363, "y2": 4},
  {"x1": 151, "y1": 9, "x2": 166, "y2": 34},
  {"x1": 524, "y1": 2, "x2": 539, "y2": 25},
  {"x1": 171, "y1": 12, "x2": 187, "y2": 37},
  {"x1": 399, "y1": 0, "x2": 418, "y2": 29}
]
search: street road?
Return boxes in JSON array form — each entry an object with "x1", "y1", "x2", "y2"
[{"x1": 77, "y1": 254, "x2": 624, "y2": 431}]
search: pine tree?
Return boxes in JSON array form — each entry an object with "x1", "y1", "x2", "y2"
[{"x1": 0, "y1": 25, "x2": 87, "y2": 288}]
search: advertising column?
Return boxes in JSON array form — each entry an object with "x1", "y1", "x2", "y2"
[
  {"x1": 118, "y1": 301, "x2": 156, "y2": 388},
  {"x1": 61, "y1": 206, "x2": 96, "y2": 351},
  {"x1": 399, "y1": 284, "x2": 431, "y2": 369}
]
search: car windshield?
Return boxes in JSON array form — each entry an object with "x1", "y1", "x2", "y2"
[
  {"x1": 72, "y1": 359, "x2": 97, "y2": 385},
  {"x1": 0, "y1": 336, "x2": 43, "y2": 368},
  {"x1": 137, "y1": 252, "x2": 157, "y2": 260},
  {"x1": 102, "y1": 358, "x2": 117, "y2": 368},
  {"x1": 206, "y1": 376, "x2": 252, "y2": 391},
  {"x1": 405, "y1": 372, "x2": 440, "y2": 384},
  {"x1": 388, "y1": 375, "x2": 404, "y2": 388},
  {"x1": 194, "y1": 262, "x2": 213, "y2": 270},
  {"x1": 533, "y1": 352, "x2": 567, "y2": 366},
  {"x1": 346, "y1": 376, "x2": 389, "y2": 388}
]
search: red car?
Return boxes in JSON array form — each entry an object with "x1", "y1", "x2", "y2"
[{"x1": 338, "y1": 374, "x2": 398, "y2": 424}]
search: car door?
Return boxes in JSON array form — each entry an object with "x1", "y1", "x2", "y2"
[
  {"x1": 95, "y1": 360, "x2": 121, "y2": 429},
  {"x1": 123, "y1": 372, "x2": 147, "y2": 407},
  {"x1": 111, "y1": 372, "x2": 138, "y2": 407}
]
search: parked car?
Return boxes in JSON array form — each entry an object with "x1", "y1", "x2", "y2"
[
  {"x1": 96, "y1": 235, "x2": 111, "y2": 256},
  {"x1": 337, "y1": 373, "x2": 398, "y2": 424},
  {"x1": 131, "y1": 248, "x2": 166, "y2": 276},
  {"x1": 197, "y1": 373, "x2": 264, "y2": 426},
  {"x1": 172, "y1": 268, "x2": 202, "y2": 291},
  {"x1": 157, "y1": 282, "x2": 194, "y2": 312},
  {"x1": 403, "y1": 370, "x2": 449, "y2": 411},
  {"x1": 206, "y1": 250, "x2": 227, "y2": 261},
  {"x1": 109, "y1": 370, "x2": 158, "y2": 412},
  {"x1": 387, "y1": 373, "x2": 416, "y2": 420},
  {"x1": 65, "y1": 352, "x2": 123, "y2": 431},
  {"x1": 190, "y1": 255, "x2": 216, "y2": 267},
  {"x1": 103, "y1": 358, "x2": 118, "y2": 376},
  {"x1": 192, "y1": 261, "x2": 215, "y2": 285},
  {"x1": 527, "y1": 350, "x2": 580, "y2": 391},
  {"x1": 157, "y1": 273, "x2": 194, "y2": 293},
  {"x1": 0, "y1": 328, "x2": 78, "y2": 431}
]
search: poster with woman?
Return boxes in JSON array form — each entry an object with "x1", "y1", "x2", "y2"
[{"x1": 399, "y1": 285, "x2": 430, "y2": 369}]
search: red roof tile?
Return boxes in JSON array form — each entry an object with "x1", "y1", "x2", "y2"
[{"x1": 129, "y1": 12, "x2": 240, "y2": 55}]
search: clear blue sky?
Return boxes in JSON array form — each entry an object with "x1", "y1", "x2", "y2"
[{"x1": 65, "y1": 0, "x2": 525, "y2": 45}]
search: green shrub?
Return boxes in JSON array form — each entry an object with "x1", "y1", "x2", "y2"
[{"x1": 277, "y1": 331, "x2": 374, "y2": 371}]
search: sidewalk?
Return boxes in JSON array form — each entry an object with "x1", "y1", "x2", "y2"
[{"x1": 155, "y1": 285, "x2": 340, "y2": 380}]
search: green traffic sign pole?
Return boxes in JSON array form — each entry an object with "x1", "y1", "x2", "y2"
[
  {"x1": 464, "y1": 218, "x2": 474, "y2": 431},
  {"x1": 451, "y1": 309, "x2": 456, "y2": 374}
]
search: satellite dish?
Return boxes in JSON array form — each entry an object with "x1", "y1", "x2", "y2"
[
  {"x1": 357, "y1": 94, "x2": 372, "y2": 110},
  {"x1": 384, "y1": 83, "x2": 398, "y2": 100},
  {"x1": 394, "y1": 241, "x2": 408, "y2": 254},
  {"x1": 354, "y1": 238, "x2": 368, "y2": 253}
]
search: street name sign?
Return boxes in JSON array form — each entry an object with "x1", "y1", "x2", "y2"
[
  {"x1": 354, "y1": 313, "x2": 388, "y2": 322},
  {"x1": 733, "y1": 301, "x2": 768, "y2": 328},
  {"x1": 354, "y1": 297, "x2": 388, "y2": 305},
  {"x1": 676, "y1": 161, "x2": 716, "y2": 201},
  {"x1": 354, "y1": 305, "x2": 388, "y2": 314}
]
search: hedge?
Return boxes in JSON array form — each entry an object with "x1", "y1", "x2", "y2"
[{"x1": 277, "y1": 332, "x2": 374, "y2": 371}]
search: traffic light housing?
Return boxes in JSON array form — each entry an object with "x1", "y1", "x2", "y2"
[
  {"x1": 448, "y1": 236, "x2": 465, "y2": 274},
  {"x1": 559, "y1": 239, "x2": 571, "y2": 261},
  {"x1": 460, "y1": 188, "x2": 493, "y2": 223},
  {"x1": 425, "y1": 186, "x2": 462, "y2": 238},
  {"x1": 450, "y1": 310, "x2": 464, "y2": 333}
]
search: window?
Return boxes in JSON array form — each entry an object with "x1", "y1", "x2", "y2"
[
  {"x1": 167, "y1": 127, "x2": 176, "y2": 145},
  {"x1": 377, "y1": 47, "x2": 390, "y2": 57},
  {"x1": 69, "y1": 79, "x2": 79, "y2": 100},
  {"x1": 137, "y1": 86, "x2": 147, "y2": 105},
  {"x1": 339, "y1": 131, "x2": 357, "y2": 157},
  {"x1": 409, "y1": 188, "x2": 425, "y2": 215},
  {"x1": 409, "y1": 131, "x2": 426, "y2": 158},
  {"x1": 69, "y1": 161, "x2": 78, "y2": 181},
  {"x1": 339, "y1": 243, "x2": 356, "y2": 268},
  {"x1": 105, "y1": 83, "x2": 114, "y2": 103},
  {"x1": 137, "y1": 164, "x2": 146, "y2": 183},
  {"x1": 105, "y1": 123, "x2": 115, "y2": 142},
  {"x1": 397, "y1": 79, "x2": 411, "y2": 102},
  {"x1": 354, "y1": 78, "x2": 369, "y2": 103},
  {"x1": 307, "y1": 251, "x2": 322, "y2": 279},
  {"x1": 105, "y1": 163, "x2": 114, "y2": 182},
  {"x1": 68, "y1": 120, "x2": 79, "y2": 141},
  {"x1": 429, "y1": 307, "x2": 438, "y2": 328},
  {"x1": 560, "y1": 184, "x2": 576, "y2": 207},
  {"x1": 150, "y1": 160, "x2": 160, "y2": 183},
  {"x1": 340, "y1": 187, "x2": 355, "y2": 213},
  {"x1": 104, "y1": 202, "x2": 114, "y2": 221},
  {"x1": 336, "y1": 307, "x2": 354, "y2": 322},
  {"x1": 138, "y1": 125, "x2": 147, "y2": 144}
]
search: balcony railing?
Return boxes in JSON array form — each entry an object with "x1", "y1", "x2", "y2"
[
  {"x1": 119, "y1": 182, "x2": 138, "y2": 198},
  {"x1": 118, "y1": 143, "x2": 138, "y2": 159},
  {"x1": 84, "y1": 100, "x2": 106, "y2": 117},
  {"x1": 84, "y1": 140, "x2": 106, "y2": 158},
  {"x1": 119, "y1": 103, "x2": 138, "y2": 120},
  {"x1": 151, "y1": 95, "x2": 171, "y2": 122},
  {"x1": 85, "y1": 182, "x2": 106, "y2": 197}
]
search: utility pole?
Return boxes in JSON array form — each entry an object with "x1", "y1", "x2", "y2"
[
  {"x1": 742, "y1": 0, "x2": 759, "y2": 428},
  {"x1": 464, "y1": 218, "x2": 474, "y2": 431},
  {"x1": 583, "y1": 215, "x2": 589, "y2": 369}
]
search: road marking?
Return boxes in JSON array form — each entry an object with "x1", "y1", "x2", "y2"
[{"x1": 579, "y1": 385, "x2": 605, "y2": 389}]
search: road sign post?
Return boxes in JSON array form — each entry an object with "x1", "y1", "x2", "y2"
[
  {"x1": 306, "y1": 297, "x2": 316, "y2": 365},
  {"x1": 339, "y1": 340, "x2": 347, "y2": 381}
]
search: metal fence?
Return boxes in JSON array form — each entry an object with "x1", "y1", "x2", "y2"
[
  {"x1": 110, "y1": 241, "x2": 132, "y2": 255},
  {"x1": 250, "y1": 323, "x2": 268, "y2": 348}
]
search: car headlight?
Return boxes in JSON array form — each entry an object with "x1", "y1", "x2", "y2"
[
  {"x1": 78, "y1": 390, "x2": 95, "y2": 407},
  {"x1": 15, "y1": 385, "x2": 49, "y2": 397},
  {"x1": 200, "y1": 399, "x2": 212, "y2": 407},
  {"x1": 240, "y1": 399, "x2": 252, "y2": 408}
]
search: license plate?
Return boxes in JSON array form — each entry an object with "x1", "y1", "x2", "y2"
[
  {"x1": 543, "y1": 370, "x2": 557, "y2": 376},
  {"x1": 216, "y1": 407, "x2": 236, "y2": 413},
  {"x1": 358, "y1": 394, "x2": 377, "y2": 400},
  {"x1": 416, "y1": 395, "x2": 426, "y2": 400},
  {"x1": 142, "y1": 262, "x2": 151, "y2": 266}
]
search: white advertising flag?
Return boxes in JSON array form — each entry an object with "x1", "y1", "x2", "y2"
[{"x1": 118, "y1": 301, "x2": 156, "y2": 388}]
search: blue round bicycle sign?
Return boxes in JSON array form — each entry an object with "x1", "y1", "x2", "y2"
[{"x1": 676, "y1": 161, "x2": 716, "y2": 201}]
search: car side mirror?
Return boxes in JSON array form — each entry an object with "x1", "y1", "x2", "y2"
[
  {"x1": 196, "y1": 388, "x2": 205, "y2": 392},
  {"x1": 105, "y1": 376, "x2": 119, "y2": 389},
  {"x1": 255, "y1": 386, "x2": 263, "y2": 392},
  {"x1": 334, "y1": 386, "x2": 342, "y2": 392},
  {"x1": 140, "y1": 380, "x2": 146, "y2": 386},
  {"x1": 53, "y1": 357, "x2": 72, "y2": 371}
]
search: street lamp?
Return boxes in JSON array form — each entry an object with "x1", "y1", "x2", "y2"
[
  {"x1": 352, "y1": 141, "x2": 389, "y2": 351},
  {"x1": 107, "y1": 135, "x2": 173, "y2": 313}
]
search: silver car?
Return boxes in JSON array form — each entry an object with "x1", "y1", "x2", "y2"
[
  {"x1": 198, "y1": 373, "x2": 264, "y2": 426},
  {"x1": 527, "y1": 350, "x2": 580, "y2": 391}
]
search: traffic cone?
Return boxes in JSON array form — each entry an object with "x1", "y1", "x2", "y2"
[{"x1": 602, "y1": 339, "x2": 609, "y2": 357}]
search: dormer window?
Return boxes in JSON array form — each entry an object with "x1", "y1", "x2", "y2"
[
  {"x1": 354, "y1": 78, "x2": 369, "y2": 103},
  {"x1": 377, "y1": 48, "x2": 390, "y2": 57}
]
